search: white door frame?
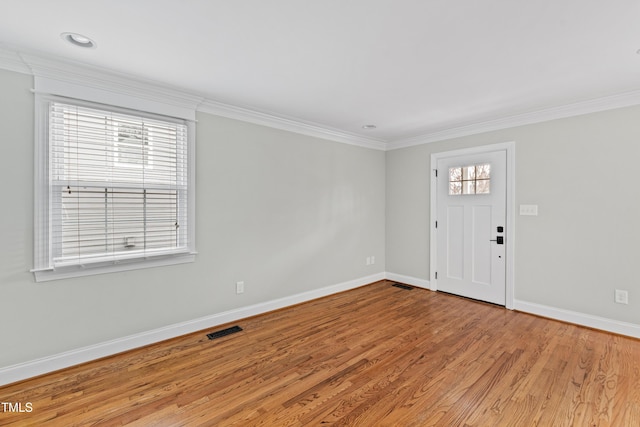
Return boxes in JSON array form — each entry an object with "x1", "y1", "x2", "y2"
[{"x1": 430, "y1": 142, "x2": 516, "y2": 309}]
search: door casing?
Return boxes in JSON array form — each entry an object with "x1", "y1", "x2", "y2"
[{"x1": 430, "y1": 142, "x2": 515, "y2": 309}]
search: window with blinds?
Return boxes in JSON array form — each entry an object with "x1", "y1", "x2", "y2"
[{"x1": 48, "y1": 102, "x2": 190, "y2": 268}]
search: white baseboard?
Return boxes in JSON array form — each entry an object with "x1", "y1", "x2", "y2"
[
  {"x1": 383, "y1": 274, "x2": 640, "y2": 339},
  {"x1": 0, "y1": 272, "x2": 385, "y2": 387},
  {"x1": 513, "y1": 299, "x2": 640, "y2": 339},
  {"x1": 6, "y1": 274, "x2": 635, "y2": 387},
  {"x1": 385, "y1": 272, "x2": 431, "y2": 289}
]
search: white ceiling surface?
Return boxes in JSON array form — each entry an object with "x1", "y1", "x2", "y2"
[{"x1": 1, "y1": 0, "x2": 640, "y2": 144}]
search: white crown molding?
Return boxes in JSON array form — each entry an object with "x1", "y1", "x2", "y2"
[
  {"x1": 1, "y1": 44, "x2": 208, "y2": 118},
  {"x1": 0, "y1": 45, "x2": 385, "y2": 149},
  {"x1": 24, "y1": 53, "x2": 206, "y2": 109},
  {"x1": 0, "y1": 44, "x2": 31, "y2": 74},
  {"x1": 22, "y1": 52, "x2": 204, "y2": 121},
  {"x1": 4, "y1": 45, "x2": 640, "y2": 151},
  {"x1": 198, "y1": 99, "x2": 387, "y2": 150},
  {"x1": 388, "y1": 90, "x2": 640, "y2": 150}
]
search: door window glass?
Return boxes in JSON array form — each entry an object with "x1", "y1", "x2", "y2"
[{"x1": 449, "y1": 164, "x2": 491, "y2": 195}]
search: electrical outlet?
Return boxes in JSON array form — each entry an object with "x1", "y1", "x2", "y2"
[
  {"x1": 236, "y1": 281, "x2": 245, "y2": 294},
  {"x1": 366, "y1": 257, "x2": 371, "y2": 266},
  {"x1": 371, "y1": 256, "x2": 375, "y2": 265},
  {"x1": 615, "y1": 289, "x2": 628, "y2": 304}
]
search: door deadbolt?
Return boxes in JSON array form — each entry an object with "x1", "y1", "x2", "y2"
[{"x1": 490, "y1": 236, "x2": 504, "y2": 244}]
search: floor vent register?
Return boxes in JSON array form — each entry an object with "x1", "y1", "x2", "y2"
[{"x1": 207, "y1": 325, "x2": 243, "y2": 340}]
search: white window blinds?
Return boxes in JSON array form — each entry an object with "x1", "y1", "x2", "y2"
[{"x1": 49, "y1": 102, "x2": 190, "y2": 267}]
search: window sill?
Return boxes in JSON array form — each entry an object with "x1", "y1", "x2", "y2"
[{"x1": 33, "y1": 252, "x2": 197, "y2": 283}]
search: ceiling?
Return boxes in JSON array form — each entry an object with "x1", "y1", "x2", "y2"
[{"x1": 1, "y1": 0, "x2": 640, "y2": 145}]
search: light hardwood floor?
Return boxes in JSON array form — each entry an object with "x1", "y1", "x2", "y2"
[{"x1": 1, "y1": 280, "x2": 639, "y2": 426}]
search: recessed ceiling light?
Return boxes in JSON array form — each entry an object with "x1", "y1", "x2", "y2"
[
  {"x1": 362, "y1": 124, "x2": 377, "y2": 130},
  {"x1": 61, "y1": 32, "x2": 96, "y2": 49}
]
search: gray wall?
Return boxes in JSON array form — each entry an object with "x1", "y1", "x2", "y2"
[
  {"x1": 0, "y1": 69, "x2": 386, "y2": 368},
  {"x1": 386, "y1": 106, "x2": 640, "y2": 325},
  {"x1": 3, "y1": 61, "x2": 640, "y2": 372}
]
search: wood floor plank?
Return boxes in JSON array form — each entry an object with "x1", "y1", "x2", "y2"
[{"x1": 2, "y1": 280, "x2": 640, "y2": 426}]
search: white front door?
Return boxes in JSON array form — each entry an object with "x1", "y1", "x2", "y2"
[{"x1": 436, "y1": 149, "x2": 506, "y2": 305}]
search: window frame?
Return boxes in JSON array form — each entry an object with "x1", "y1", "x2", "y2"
[{"x1": 33, "y1": 94, "x2": 196, "y2": 282}]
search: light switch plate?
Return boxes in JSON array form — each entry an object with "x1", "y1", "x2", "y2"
[{"x1": 519, "y1": 204, "x2": 538, "y2": 216}]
